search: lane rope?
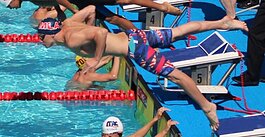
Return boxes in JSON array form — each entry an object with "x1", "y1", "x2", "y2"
[
  {"x1": 0, "y1": 33, "x2": 40, "y2": 43},
  {"x1": 0, "y1": 90, "x2": 136, "y2": 101}
]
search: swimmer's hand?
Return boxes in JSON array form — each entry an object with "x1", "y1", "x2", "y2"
[
  {"x1": 154, "y1": 107, "x2": 170, "y2": 121},
  {"x1": 162, "y1": 120, "x2": 179, "y2": 134},
  {"x1": 81, "y1": 58, "x2": 99, "y2": 74}
]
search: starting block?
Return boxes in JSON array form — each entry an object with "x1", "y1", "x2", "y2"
[
  {"x1": 121, "y1": 0, "x2": 190, "y2": 12},
  {"x1": 156, "y1": 32, "x2": 242, "y2": 97},
  {"x1": 216, "y1": 113, "x2": 265, "y2": 137},
  {"x1": 121, "y1": 0, "x2": 192, "y2": 29},
  {"x1": 160, "y1": 83, "x2": 228, "y2": 94}
]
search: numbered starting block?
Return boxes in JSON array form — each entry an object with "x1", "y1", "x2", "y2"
[
  {"x1": 156, "y1": 32, "x2": 242, "y2": 96},
  {"x1": 122, "y1": 0, "x2": 190, "y2": 12},
  {"x1": 121, "y1": 0, "x2": 191, "y2": 29}
]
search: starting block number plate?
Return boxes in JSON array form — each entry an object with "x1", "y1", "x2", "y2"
[
  {"x1": 146, "y1": 11, "x2": 164, "y2": 29},
  {"x1": 191, "y1": 66, "x2": 211, "y2": 85}
]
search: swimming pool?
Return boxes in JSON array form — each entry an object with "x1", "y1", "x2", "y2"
[{"x1": 0, "y1": 2, "x2": 141, "y2": 137}]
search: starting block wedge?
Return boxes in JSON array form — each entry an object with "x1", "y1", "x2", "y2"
[{"x1": 216, "y1": 113, "x2": 265, "y2": 137}]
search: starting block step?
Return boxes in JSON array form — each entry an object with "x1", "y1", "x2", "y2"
[
  {"x1": 197, "y1": 85, "x2": 228, "y2": 94},
  {"x1": 216, "y1": 113, "x2": 265, "y2": 137},
  {"x1": 163, "y1": 85, "x2": 228, "y2": 94}
]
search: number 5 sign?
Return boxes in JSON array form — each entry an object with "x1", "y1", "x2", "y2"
[{"x1": 191, "y1": 66, "x2": 211, "y2": 85}]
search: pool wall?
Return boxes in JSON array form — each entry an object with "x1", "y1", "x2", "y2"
[{"x1": 119, "y1": 57, "x2": 181, "y2": 136}]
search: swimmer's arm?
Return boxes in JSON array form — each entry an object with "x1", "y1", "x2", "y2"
[
  {"x1": 129, "y1": 107, "x2": 170, "y2": 137},
  {"x1": 92, "y1": 27, "x2": 108, "y2": 64},
  {"x1": 86, "y1": 57, "x2": 119, "y2": 82},
  {"x1": 45, "y1": 5, "x2": 66, "y2": 18},
  {"x1": 155, "y1": 120, "x2": 178, "y2": 137},
  {"x1": 56, "y1": 0, "x2": 78, "y2": 13},
  {"x1": 108, "y1": 56, "x2": 120, "y2": 79},
  {"x1": 88, "y1": 73, "x2": 118, "y2": 82},
  {"x1": 69, "y1": 5, "x2": 96, "y2": 25},
  {"x1": 66, "y1": 27, "x2": 108, "y2": 73},
  {"x1": 94, "y1": 56, "x2": 113, "y2": 70},
  {"x1": 128, "y1": 117, "x2": 158, "y2": 137}
]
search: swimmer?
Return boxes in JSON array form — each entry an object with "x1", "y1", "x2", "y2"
[
  {"x1": 0, "y1": 0, "x2": 77, "y2": 14},
  {"x1": 29, "y1": 5, "x2": 67, "y2": 29},
  {"x1": 64, "y1": 0, "x2": 182, "y2": 16},
  {"x1": 37, "y1": 5, "x2": 248, "y2": 131},
  {"x1": 0, "y1": 0, "x2": 180, "y2": 30},
  {"x1": 65, "y1": 56, "x2": 120, "y2": 90},
  {"x1": 0, "y1": 0, "x2": 73, "y2": 29},
  {"x1": 220, "y1": 0, "x2": 237, "y2": 19},
  {"x1": 101, "y1": 107, "x2": 178, "y2": 137}
]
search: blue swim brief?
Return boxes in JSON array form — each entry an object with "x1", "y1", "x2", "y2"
[{"x1": 125, "y1": 29, "x2": 175, "y2": 77}]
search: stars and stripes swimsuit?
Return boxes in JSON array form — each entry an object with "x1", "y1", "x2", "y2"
[{"x1": 125, "y1": 29, "x2": 175, "y2": 77}]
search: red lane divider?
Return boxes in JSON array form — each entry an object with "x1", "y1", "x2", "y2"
[
  {"x1": 0, "y1": 90, "x2": 135, "y2": 101},
  {"x1": 0, "y1": 34, "x2": 40, "y2": 43}
]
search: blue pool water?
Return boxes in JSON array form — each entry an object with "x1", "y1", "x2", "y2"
[
  {"x1": 0, "y1": 2, "x2": 141, "y2": 137},
  {"x1": 0, "y1": 101, "x2": 138, "y2": 137}
]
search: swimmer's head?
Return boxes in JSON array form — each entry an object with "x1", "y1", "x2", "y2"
[
  {"x1": 75, "y1": 56, "x2": 87, "y2": 70},
  {"x1": 102, "y1": 116, "x2": 123, "y2": 136},
  {"x1": 38, "y1": 17, "x2": 61, "y2": 35},
  {"x1": 0, "y1": 0, "x2": 12, "y2": 7}
]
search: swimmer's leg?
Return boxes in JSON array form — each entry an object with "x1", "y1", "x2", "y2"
[
  {"x1": 166, "y1": 69, "x2": 219, "y2": 131},
  {"x1": 116, "y1": 0, "x2": 182, "y2": 15},
  {"x1": 170, "y1": 15, "x2": 248, "y2": 41}
]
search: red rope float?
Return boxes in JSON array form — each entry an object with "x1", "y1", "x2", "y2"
[
  {"x1": 0, "y1": 90, "x2": 135, "y2": 101},
  {"x1": 0, "y1": 34, "x2": 40, "y2": 43}
]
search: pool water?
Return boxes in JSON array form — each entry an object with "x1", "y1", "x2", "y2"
[
  {"x1": 0, "y1": 2, "x2": 141, "y2": 137},
  {"x1": 0, "y1": 101, "x2": 138, "y2": 137}
]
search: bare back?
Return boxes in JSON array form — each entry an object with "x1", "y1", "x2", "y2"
[
  {"x1": 105, "y1": 32, "x2": 129, "y2": 56},
  {"x1": 57, "y1": 20, "x2": 129, "y2": 58}
]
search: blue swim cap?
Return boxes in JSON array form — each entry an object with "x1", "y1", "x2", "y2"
[{"x1": 38, "y1": 18, "x2": 61, "y2": 35}]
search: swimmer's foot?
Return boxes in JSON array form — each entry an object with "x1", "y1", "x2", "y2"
[
  {"x1": 162, "y1": 2, "x2": 182, "y2": 16},
  {"x1": 220, "y1": 16, "x2": 249, "y2": 31},
  {"x1": 203, "y1": 103, "x2": 219, "y2": 131}
]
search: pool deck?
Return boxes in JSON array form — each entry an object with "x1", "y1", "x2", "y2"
[{"x1": 112, "y1": 0, "x2": 265, "y2": 136}]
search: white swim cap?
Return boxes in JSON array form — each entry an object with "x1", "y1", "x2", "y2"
[
  {"x1": 0, "y1": 0, "x2": 12, "y2": 7},
  {"x1": 102, "y1": 116, "x2": 123, "y2": 134}
]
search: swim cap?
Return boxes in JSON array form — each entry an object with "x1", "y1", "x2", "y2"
[
  {"x1": 102, "y1": 116, "x2": 123, "y2": 134},
  {"x1": 75, "y1": 55, "x2": 86, "y2": 70},
  {"x1": 38, "y1": 18, "x2": 61, "y2": 35},
  {"x1": 0, "y1": 0, "x2": 12, "y2": 7}
]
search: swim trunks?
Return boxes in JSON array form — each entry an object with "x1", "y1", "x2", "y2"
[{"x1": 125, "y1": 29, "x2": 175, "y2": 77}]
